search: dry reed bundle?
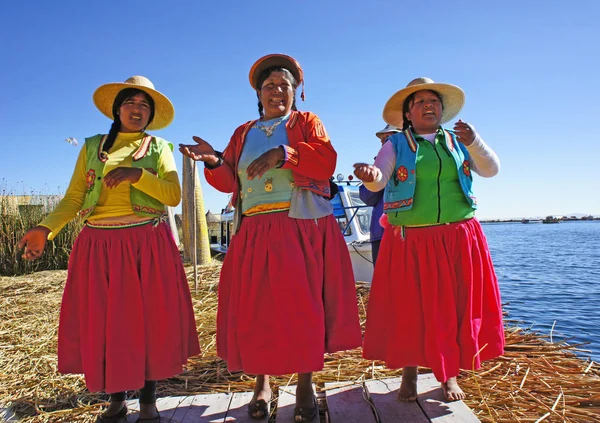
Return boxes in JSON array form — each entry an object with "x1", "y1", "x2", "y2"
[
  {"x1": 1, "y1": 264, "x2": 598, "y2": 422},
  {"x1": 0, "y1": 193, "x2": 83, "y2": 276}
]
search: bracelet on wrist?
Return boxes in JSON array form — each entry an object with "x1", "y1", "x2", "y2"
[{"x1": 204, "y1": 152, "x2": 224, "y2": 170}]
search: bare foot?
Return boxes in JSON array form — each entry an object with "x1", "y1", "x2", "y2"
[
  {"x1": 248, "y1": 375, "x2": 272, "y2": 419},
  {"x1": 139, "y1": 403, "x2": 159, "y2": 420},
  {"x1": 442, "y1": 377, "x2": 465, "y2": 401},
  {"x1": 397, "y1": 366, "x2": 418, "y2": 402}
]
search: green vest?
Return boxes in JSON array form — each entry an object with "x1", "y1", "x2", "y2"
[{"x1": 80, "y1": 134, "x2": 173, "y2": 219}]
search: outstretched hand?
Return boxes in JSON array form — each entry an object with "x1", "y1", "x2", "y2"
[
  {"x1": 353, "y1": 163, "x2": 380, "y2": 183},
  {"x1": 246, "y1": 147, "x2": 285, "y2": 180},
  {"x1": 179, "y1": 136, "x2": 219, "y2": 166},
  {"x1": 453, "y1": 120, "x2": 476, "y2": 146},
  {"x1": 18, "y1": 226, "x2": 51, "y2": 261}
]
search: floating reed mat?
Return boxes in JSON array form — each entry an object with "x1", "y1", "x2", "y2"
[{"x1": 1, "y1": 266, "x2": 599, "y2": 422}]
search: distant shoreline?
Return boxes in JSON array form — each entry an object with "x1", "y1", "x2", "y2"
[{"x1": 481, "y1": 216, "x2": 599, "y2": 223}]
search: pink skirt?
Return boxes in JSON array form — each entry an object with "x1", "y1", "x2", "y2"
[
  {"x1": 57, "y1": 221, "x2": 201, "y2": 393},
  {"x1": 363, "y1": 217, "x2": 505, "y2": 382},
  {"x1": 217, "y1": 212, "x2": 362, "y2": 375}
]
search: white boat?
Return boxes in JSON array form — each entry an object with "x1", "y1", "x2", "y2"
[
  {"x1": 329, "y1": 180, "x2": 374, "y2": 283},
  {"x1": 521, "y1": 218, "x2": 542, "y2": 224},
  {"x1": 211, "y1": 180, "x2": 375, "y2": 283},
  {"x1": 210, "y1": 208, "x2": 234, "y2": 254}
]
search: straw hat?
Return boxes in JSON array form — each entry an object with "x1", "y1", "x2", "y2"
[
  {"x1": 375, "y1": 124, "x2": 402, "y2": 140},
  {"x1": 249, "y1": 54, "x2": 305, "y2": 99},
  {"x1": 382, "y1": 77, "x2": 465, "y2": 128},
  {"x1": 93, "y1": 76, "x2": 174, "y2": 130}
]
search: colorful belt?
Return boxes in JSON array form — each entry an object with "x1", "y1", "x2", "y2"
[{"x1": 86, "y1": 214, "x2": 168, "y2": 229}]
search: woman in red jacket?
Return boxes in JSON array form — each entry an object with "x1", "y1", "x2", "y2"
[{"x1": 180, "y1": 54, "x2": 361, "y2": 422}]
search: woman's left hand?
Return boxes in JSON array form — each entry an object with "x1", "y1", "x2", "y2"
[
  {"x1": 353, "y1": 163, "x2": 380, "y2": 183},
  {"x1": 103, "y1": 167, "x2": 143, "y2": 188},
  {"x1": 453, "y1": 120, "x2": 476, "y2": 146},
  {"x1": 246, "y1": 147, "x2": 285, "y2": 180}
]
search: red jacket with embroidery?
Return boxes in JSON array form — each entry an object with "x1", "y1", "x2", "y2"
[{"x1": 204, "y1": 110, "x2": 336, "y2": 206}]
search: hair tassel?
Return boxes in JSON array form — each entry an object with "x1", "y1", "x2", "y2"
[{"x1": 301, "y1": 81, "x2": 305, "y2": 101}]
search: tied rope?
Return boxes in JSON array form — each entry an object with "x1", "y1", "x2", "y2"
[{"x1": 152, "y1": 214, "x2": 168, "y2": 227}]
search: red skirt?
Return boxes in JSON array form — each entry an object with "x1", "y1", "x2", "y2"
[
  {"x1": 363, "y1": 217, "x2": 504, "y2": 382},
  {"x1": 57, "y1": 222, "x2": 200, "y2": 393},
  {"x1": 217, "y1": 212, "x2": 362, "y2": 375}
]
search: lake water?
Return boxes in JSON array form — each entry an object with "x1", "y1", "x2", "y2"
[{"x1": 482, "y1": 220, "x2": 600, "y2": 361}]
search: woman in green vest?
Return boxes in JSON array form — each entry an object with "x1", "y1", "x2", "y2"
[
  {"x1": 354, "y1": 78, "x2": 504, "y2": 403},
  {"x1": 18, "y1": 76, "x2": 200, "y2": 422}
]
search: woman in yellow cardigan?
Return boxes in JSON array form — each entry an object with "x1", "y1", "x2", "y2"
[{"x1": 19, "y1": 76, "x2": 200, "y2": 422}]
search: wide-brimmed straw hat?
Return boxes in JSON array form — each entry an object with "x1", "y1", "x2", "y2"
[
  {"x1": 382, "y1": 77, "x2": 465, "y2": 128},
  {"x1": 375, "y1": 124, "x2": 402, "y2": 139},
  {"x1": 249, "y1": 54, "x2": 305, "y2": 100},
  {"x1": 93, "y1": 76, "x2": 174, "y2": 130}
]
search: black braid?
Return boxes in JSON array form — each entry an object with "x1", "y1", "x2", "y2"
[
  {"x1": 102, "y1": 88, "x2": 155, "y2": 153},
  {"x1": 258, "y1": 100, "x2": 264, "y2": 118},
  {"x1": 255, "y1": 66, "x2": 298, "y2": 118},
  {"x1": 402, "y1": 93, "x2": 415, "y2": 131},
  {"x1": 103, "y1": 119, "x2": 121, "y2": 153}
]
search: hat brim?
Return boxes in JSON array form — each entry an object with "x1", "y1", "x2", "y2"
[
  {"x1": 375, "y1": 125, "x2": 401, "y2": 139},
  {"x1": 382, "y1": 83, "x2": 465, "y2": 128},
  {"x1": 249, "y1": 54, "x2": 304, "y2": 90},
  {"x1": 93, "y1": 83, "x2": 174, "y2": 130}
]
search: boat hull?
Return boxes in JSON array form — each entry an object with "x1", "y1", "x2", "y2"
[{"x1": 347, "y1": 242, "x2": 374, "y2": 283}]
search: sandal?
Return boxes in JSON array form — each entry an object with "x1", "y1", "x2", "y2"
[
  {"x1": 294, "y1": 396, "x2": 318, "y2": 422},
  {"x1": 96, "y1": 404, "x2": 128, "y2": 422},
  {"x1": 247, "y1": 394, "x2": 271, "y2": 420}
]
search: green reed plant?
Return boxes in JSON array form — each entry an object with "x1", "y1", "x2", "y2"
[{"x1": 0, "y1": 192, "x2": 83, "y2": 276}]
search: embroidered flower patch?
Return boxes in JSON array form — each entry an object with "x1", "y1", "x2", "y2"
[
  {"x1": 85, "y1": 169, "x2": 96, "y2": 193},
  {"x1": 397, "y1": 166, "x2": 408, "y2": 182},
  {"x1": 462, "y1": 160, "x2": 471, "y2": 177}
]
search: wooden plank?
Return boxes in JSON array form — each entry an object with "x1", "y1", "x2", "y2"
[
  {"x1": 225, "y1": 391, "x2": 269, "y2": 422},
  {"x1": 0, "y1": 405, "x2": 18, "y2": 422},
  {"x1": 157, "y1": 396, "x2": 187, "y2": 419},
  {"x1": 364, "y1": 377, "x2": 428, "y2": 422},
  {"x1": 276, "y1": 384, "x2": 317, "y2": 423},
  {"x1": 178, "y1": 393, "x2": 232, "y2": 422},
  {"x1": 126, "y1": 397, "x2": 140, "y2": 414},
  {"x1": 125, "y1": 396, "x2": 186, "y2": 422},
  {"x1": 416, "y1": 374, "x2": 481, "y2": 422},
  {"x1": 324, "y1": 382, "x2": 376, "y2": 423},
  {"x1": 167, "y1": 395, "x2": 197, "y2": 423}
]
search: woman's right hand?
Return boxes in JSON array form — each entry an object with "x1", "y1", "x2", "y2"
[
  {"x1": 18, "y1": 226, "x2": 51, "y2": 261},
  {"x1": 179, "y1": 136, "x2": 219, "y2": 166},
  {"x1": 353, "y1": 163, "x2": 381, "y2": 183}
]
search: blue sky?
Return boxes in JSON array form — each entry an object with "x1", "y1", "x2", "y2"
[{"x1": 1, "y1": 0, "x2": 598, "y2": 219}]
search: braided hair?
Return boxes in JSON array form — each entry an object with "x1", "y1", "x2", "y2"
[
  {"x1": 102, "y1": 88, "x2": 155, "y2": 154},
  {"x1": 401, "y1": 90, "x2": 444, "y2": 131},
  {"x1": 255, "y1": 66, "x2": 298, "y2": 118}
]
